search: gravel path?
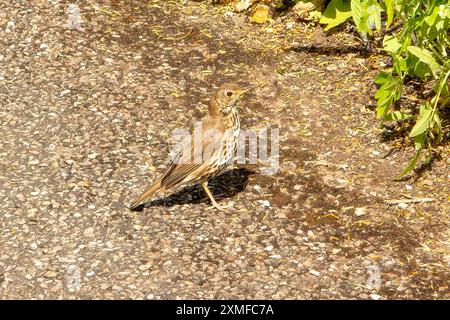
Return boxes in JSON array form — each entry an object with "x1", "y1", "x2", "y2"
[{"x1": 0, "y1": 1, "x2": 448, "y2": 299}]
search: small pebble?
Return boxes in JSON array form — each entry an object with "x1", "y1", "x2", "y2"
[
  {"x1": 309, "y1": 270, "x2": 321, "y2": 277},
  {"x1": 83, "y1": 227, "x2": 95, "y2": 237},
  {"x1": 5, "y1": 20, "x2": 14, "y2": 32},
  {"x1": 258, "y1": 200, "x2": 271, "y2": 207},
  {"x1": 355, "y1": 207, "x2": 366, "y2": 216}
]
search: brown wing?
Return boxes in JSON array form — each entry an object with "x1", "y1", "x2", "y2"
[
  {"x1": 159, "y1": 116, "x2": 226, "y2": 189},
  {"x1": 130, "y1": 116, "x2": 229, "y2": 210}
]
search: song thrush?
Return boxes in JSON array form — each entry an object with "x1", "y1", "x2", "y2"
[{"x1": 130, "y1": 83, "x2": 248, "y2": 211}]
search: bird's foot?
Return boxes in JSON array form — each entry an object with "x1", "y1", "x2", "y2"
[{"x1": 201, "y1": 182, "x2": 230, "y2": 211}]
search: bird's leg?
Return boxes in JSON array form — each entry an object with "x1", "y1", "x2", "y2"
[{"x1": 201, "y1": 181, "x2": 229, "y2": 211}]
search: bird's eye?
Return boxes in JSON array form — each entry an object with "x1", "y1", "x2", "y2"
[{"x1": 226, "y1": 91, "x2": 233, "y2": 97}]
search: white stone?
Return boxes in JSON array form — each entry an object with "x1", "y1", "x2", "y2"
[
  {"x1": 258, "y1": 200, "x2": 271, "y2": 207},
  {"x1": 309, "y1": 269, "x2": 321, "y2": 276},
  {"x1": 235, "y1": 0, "x2": 254, "y2": 12},
  {"x1": 139, "y1": 264, "x2": 151, "y2": 271},
  {"x1": 253, "y1": 185, "x2": 262, "y2": 192},
  {"x1": 370, "y1": 293, "x2": 381, "y2": 300},
  {"x1": 6, "y1": 20, "x2": 14, "y2": 31},
  {"x1": 83, "y1": 227, "x2": 95, "y2": 237}
]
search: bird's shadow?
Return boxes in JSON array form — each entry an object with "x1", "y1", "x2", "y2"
[{"x1": 131, "y1": 167, "x2": 256, "y2": 211}]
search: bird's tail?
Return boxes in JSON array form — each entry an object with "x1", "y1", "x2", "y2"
[{"x1": 129, "y1": 178, "x2": 163, "y2": 210}]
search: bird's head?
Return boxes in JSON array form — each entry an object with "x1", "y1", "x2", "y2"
[{"x1": 210, "y1": 83, "x2": 249, "y2": 116}]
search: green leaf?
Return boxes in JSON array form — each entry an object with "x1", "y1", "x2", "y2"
[
  {"x1": 413, "y1": 132, "x2": 426, "y2": 150},
  {"x1": 376, "y1": 93, "x2": 394, "y2": 119},
  {"x1": 374, "y1": 71, "x2": 392, "y2": 85},
  {"x1": 383, "y1": 35, "x2": 401, "y2": 53},
  {"x1": 375, "y1": 78, "x2": 397, "y2": 100},
  {"x1": 381, "y1": 76, "x2": 400, "y2": 91},
  {"x1": 374, "y1": 86, "x2": 390, "y2": 100},
  {"x1": 384, "y1": 0, "x2": 394, "y2": 27},
  {"x1": 367, "y1": 4, "x2": 382, "y2": 31},
  {"x1": 375, "y1": 80, "x2": 394, "y2": 99},
  {"x1": 383, "y1": 111, "x2": 412, "y2": 121},
  {"x1": 434, "y1": 79, "x2": 449, "y2": 97},
  {"x1": 406, "y1": 54, "x2": 433, "y2": 78},
  {"x1": 396, "y1": 148, "x2": 421, "y2": 179},
  {"x1": 374, "y1": 74, "x2": 403, "y2": 120},
  {"x1": 441, "y1": 4, "x2": 450, "y2": 19},
  {"x1": 424, "y1": 6, "x2": 439, "y2": 26},
  {"x1": 409, "y1": 104, "x2": 432, "y2": 137},
  {"x1": 432, "y1": 112, "x2": 443, "y2": 142},
  {"x1": 394, "y1": 56, "x2": 408, "y2": 74},
  {"x1": 319, "y1": 0, "x2": 352, "y2": 31},
  {"x1": 351, "y1": 0, "x2": 367, "y2": 34},
  {"x1": 407, "y1": 46, "x2": 442, "y2": 77}
]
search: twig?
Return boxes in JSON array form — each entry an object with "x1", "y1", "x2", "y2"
[
  {"x1": 381, "y1": 147, "x2": 398, "y2": 159},
  {"x1": 385, "y1": 197, "x2": 434, "y2": 205}
]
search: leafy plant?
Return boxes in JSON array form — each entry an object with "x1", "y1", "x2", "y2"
[
  {"x1": 320, "y1": 0, "x2": 450, "y2": 177},
  {"x1": 320, "y1": 0, "x2": 353, "y2": 30}
]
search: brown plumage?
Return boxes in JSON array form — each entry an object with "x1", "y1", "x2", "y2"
[{"x1": 130, "y1": 83, "x2": 248, "y2": 210}]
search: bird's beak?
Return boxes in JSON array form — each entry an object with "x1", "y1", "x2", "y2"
[{"x1": 237, "y1": 88, "x2": 250, "y2": 96}]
